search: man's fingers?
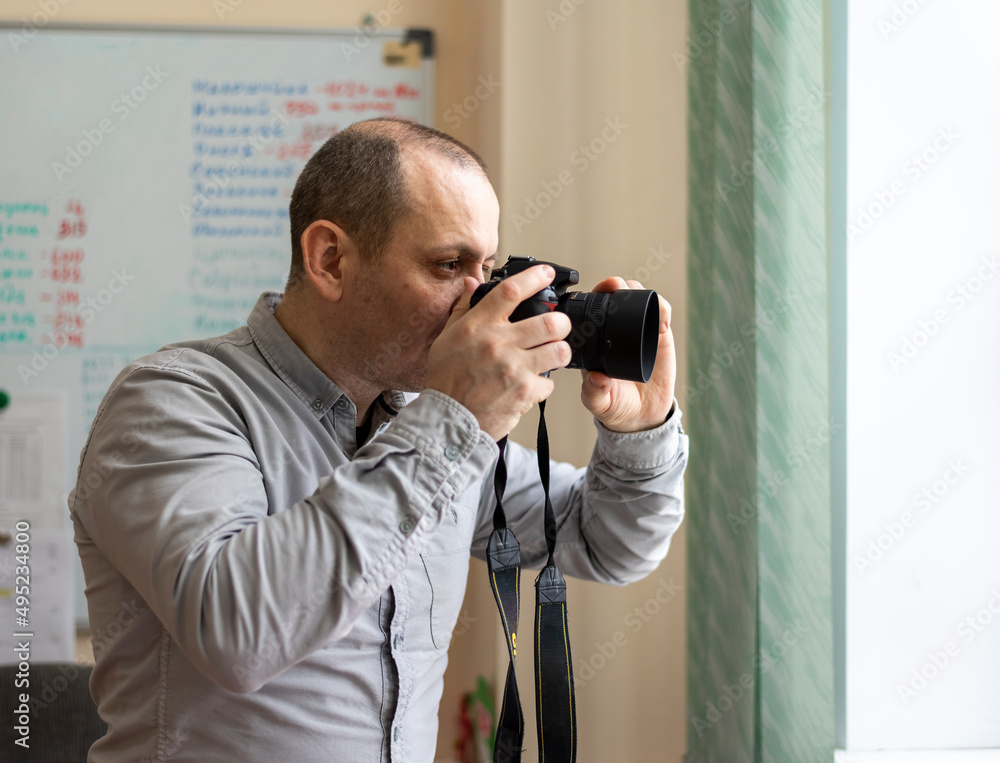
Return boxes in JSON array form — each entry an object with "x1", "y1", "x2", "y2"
[
  {"x1": 509, "y1": 309, "x2": 572, "y2": 349},
  {"x1": 532, "y1": 374, "x2": 557, "y2": 405},
  {"x1": 589, "y1": 276, "x2": 669, "y2": 327},
  {"x1": 476, "y1": 264, "x2": 555, "y2": 320},
  {"x1": 659, "y1": 295, "x2": 672, "y2": 327},
  {"x1": 585, "y1": 369, "x2": 612, "y2": 388},
  {"x1": 526, "y1": 339, "x2": 572, "y2": 375},
  {"x1": 443, "y1": 277, "x2": 479, "y2": 325},
  {"x1": 591, "y1": 276, "x2": 627, "y2": 293},
  {"x1": 615, "y1": 278, "x2": 670, "y2": 328}
]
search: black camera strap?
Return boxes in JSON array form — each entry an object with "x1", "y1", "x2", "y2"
[{"x1": 486, "y1": 400, "x2": 577, "y2": 763}]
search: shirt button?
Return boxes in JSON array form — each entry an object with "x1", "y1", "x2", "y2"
[
  {"x1": 444, "y1": 444, "x2": 461, "y2": 460},
  {"x1": 399, "y1": 517, "x2": 415, "y2": 534},
  {"x1": 393, "y1": 634, "x2": 401, "y2": 649},
  {"x1": 311, "y1": 398, "x2": 323, "y2": 411},
  {"x1": 393, "y1": 726, "x2": 400, "y2": 742}
]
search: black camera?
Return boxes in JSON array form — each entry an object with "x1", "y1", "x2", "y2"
[{"x1": 469, "y1": 256, "x2": 659, "y2": 383}]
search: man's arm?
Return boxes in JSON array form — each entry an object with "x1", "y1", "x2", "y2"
[
  {"x1": 470, "y1": 402, "x2": 687, "y2": 584},
  {"x1": 71, "y1": 360, "x2": 496, "y2": 693}
]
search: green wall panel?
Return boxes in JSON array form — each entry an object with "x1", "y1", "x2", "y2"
[
  {"x1": 686, "y1": 1, "x2": 834, "y2": 760},
  {"x1": 686, "y1": 0, "x2": 758, "y2": 760}
]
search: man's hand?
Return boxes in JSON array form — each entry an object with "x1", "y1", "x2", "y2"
[
  {"x1": 426, "y1": 265, "x2": 573, "y2": 441},
  {"x1": 580, "y1": 277, "x2": 676, "y2": 433}
]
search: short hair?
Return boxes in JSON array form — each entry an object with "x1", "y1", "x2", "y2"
[{"x1": 285, "y1": 117, "x2": 489, "y2": 291}]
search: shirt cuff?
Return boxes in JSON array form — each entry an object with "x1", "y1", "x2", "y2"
[
  {"x1": 386, "y1": 389, "x2": 499, "y2": 501},
  {"x1": 593, "y1": 398, "x2": 685, "y2": 471}
]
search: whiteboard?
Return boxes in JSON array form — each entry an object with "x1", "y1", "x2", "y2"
[{"x1": 0, "y1": 24, "x2": 435, "y2": 623}]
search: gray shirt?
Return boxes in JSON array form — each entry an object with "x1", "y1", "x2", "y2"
[{"x1": 69, "y1": 292, "x2": 687, "y2": 763}]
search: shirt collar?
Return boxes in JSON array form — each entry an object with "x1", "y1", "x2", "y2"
[
  {"x1": 246, "y1": 292, "x2": 413, "y2": 421},
  {"x1": 247, "y1": 292, "x2": 346, "y2": 418}
]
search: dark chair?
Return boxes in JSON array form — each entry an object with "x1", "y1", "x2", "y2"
[{"x1": 1, "y1": 662, "x2": 106, "y2": 762}]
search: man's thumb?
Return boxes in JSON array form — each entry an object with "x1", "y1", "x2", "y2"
[{"x1": 447, "y1": 277, "x2": 480, "y2": 322}]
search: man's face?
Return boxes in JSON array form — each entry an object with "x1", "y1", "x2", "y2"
[{"x1": 344, "y1": 148, "x2": 500, "y2": 393}]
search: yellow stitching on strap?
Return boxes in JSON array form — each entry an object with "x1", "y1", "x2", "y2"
[
  {"x1": 561, "y1": 602, "x2": 574, "y2": 760},
  {"x1": 537, "y1": 604, "x2": 544, "y2": 763}
]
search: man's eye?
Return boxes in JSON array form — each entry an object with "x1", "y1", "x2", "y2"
[{"x1": 436, "y1": 260, "x2": 494, "y2": 275}]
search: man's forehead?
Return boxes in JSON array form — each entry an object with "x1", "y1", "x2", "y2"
[
  {"x1": 402, "y1": 145, "x2": 482, "y2": 182},
  {"x1": 403, "y1": 139, "x2": 487, "y2": 178},
  {"x1": 400, "y1": 147, "x2": 497, "y2": 215}
]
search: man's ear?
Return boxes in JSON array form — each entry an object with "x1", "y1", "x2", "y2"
[{"x1": 300, "y1": 220, "x2": 357, "y2": 302}]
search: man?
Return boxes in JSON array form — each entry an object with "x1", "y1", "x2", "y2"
[{"x1": 70, "y1": 117, "x2": 687, "y2": 762}]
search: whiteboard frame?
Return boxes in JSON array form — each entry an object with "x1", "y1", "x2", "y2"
[{"x1": 0, "y1": 21, "x2": 436, "y2": 128}]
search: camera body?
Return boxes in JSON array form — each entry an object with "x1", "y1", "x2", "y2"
[{"x1": 470, "y1": 256, "x2": 659, "y2": 383}]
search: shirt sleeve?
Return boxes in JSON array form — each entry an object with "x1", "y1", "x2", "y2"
[
  {"x1": 469, "y1": 402, "x2": 688, "y2": 585},
  {"x1": 70, "y1": 359, "x2": 497, "y2": 693}
]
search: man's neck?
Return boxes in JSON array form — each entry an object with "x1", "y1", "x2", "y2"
[{"x1": 274, "y1": 291, "x2": 382, "y2": 426}]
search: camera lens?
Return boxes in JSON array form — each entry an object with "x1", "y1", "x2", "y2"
[{"x1": 559, "y1": 289, "x2": 659, "y2": 383}]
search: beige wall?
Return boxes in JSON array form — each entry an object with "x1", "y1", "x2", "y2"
[
  {"x1": 497, "y1": 3, "x2": 688, "y2": 762},
  {"x1": 5, "y1": 1, "x2": 688, "y2": 760}
]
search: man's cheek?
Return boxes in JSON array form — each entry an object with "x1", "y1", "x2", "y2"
[
  {"x1": 408, "y1": 302, "x2": 447, "y2": 335},
  {"x1": 407, "y1": 310, "x2": 429, "y2": 332},
  {"x1": 426, "y1": 316, "x2": 450, "y2": 345}
]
